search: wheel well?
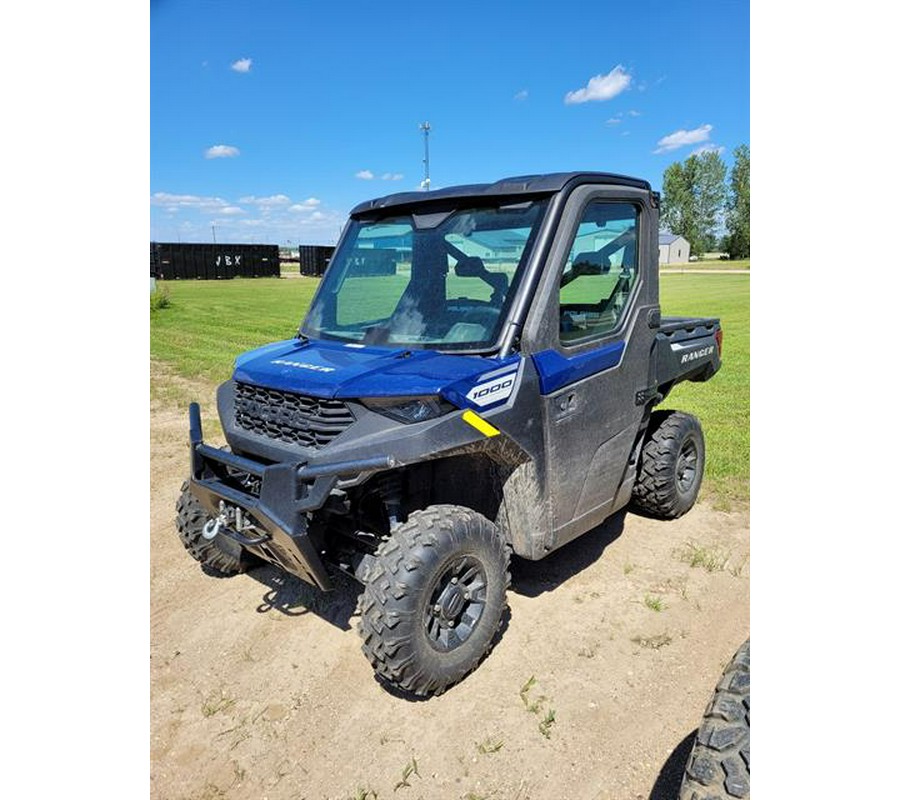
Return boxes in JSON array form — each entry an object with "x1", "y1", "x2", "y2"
[
  {"x1": 333, "y1": 450, "x2": 544, "y2": 560},
  {"x1": 400, "y1": 452, "x2": 550, "y2": 559},
  {"x1": 317, "y1": 454, "x2": 514, "y2": 564},
  {"x1": 402, "y1": 453, "x2": 507, "y2": 525}
]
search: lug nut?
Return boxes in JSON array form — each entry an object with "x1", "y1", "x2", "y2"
[
  {"x1": 451, "y1": 577, "x2": 458, "y2": 585},
  {"x1": 448, "y1": 621, "x2": 455, "y2": 628}
]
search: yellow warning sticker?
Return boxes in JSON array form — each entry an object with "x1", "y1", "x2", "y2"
[{"x1": 462, "y1": 409, "x2": 500, "y2": 438}]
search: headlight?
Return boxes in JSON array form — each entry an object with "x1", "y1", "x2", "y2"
[{"x1": 362, "y1": 396, "x2": 456, "y2": 424}]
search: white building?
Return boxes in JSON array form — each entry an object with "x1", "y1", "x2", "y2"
[{"x1": 659, "y1": 233, "x2": 691, "y2": 264}]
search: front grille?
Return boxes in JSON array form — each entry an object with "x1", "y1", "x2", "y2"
[{"x1": 233, "y1": 382, "x2": 354, "y2": 448}]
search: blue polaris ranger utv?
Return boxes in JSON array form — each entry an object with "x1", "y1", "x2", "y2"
[{"x1": 178, "y1": 172, "x2": 722, "y2": 696}]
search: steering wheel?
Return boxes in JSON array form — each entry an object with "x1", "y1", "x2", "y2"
[
  {"x1": 450, "y1": 297, "x2": 499, "y2": 309},
  {"x1": 446, "y1": 298, "x2": 502, "y2": 330}
]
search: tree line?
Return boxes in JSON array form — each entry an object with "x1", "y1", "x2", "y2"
[{"x1": 661, "y1": 144, "x2": 749, "y2": 259}]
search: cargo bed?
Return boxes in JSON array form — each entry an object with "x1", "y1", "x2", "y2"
[{"x1": 653, "y1": 316, "x2": 722, "y2": 394}]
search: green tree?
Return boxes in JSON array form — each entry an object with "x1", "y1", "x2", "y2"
[
  {"x1": 661, "y1": 161, "x2": 698, "y2": 250},
  {"x1": 660, "y1": 151, "x2": 727, "y2": 256},
  {"x1": 725, "y1": 144, "x2": 750, "y2": 259},
  {"x1": 693, "y1": 151, "x2": 727, "y2": 253}
]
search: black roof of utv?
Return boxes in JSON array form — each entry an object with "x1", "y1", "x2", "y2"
[{"x1": 349, "y1": 171, "x2": 653, "y2": 216}]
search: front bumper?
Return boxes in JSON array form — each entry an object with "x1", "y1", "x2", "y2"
[{"x1": 187, "y1": 403, "x2": 394, "y2": 590}]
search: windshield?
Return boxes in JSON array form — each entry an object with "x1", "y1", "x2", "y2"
[{"x1": 301, "y1": 199, "x2": 549, "y2": 350}]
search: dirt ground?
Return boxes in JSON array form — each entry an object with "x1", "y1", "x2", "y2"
[{"x1": 150, "y1": 371, "x2": 749, "y2": 800}]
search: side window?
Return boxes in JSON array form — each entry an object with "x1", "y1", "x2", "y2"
[{"x1": 558, "y1": 202, "x2": 638, "y2": 343}]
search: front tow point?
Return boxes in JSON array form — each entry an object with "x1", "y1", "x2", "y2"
[
  {"x1": 202, "y1": 500, "x2": 228, "y2": 540},
  {"x1": 201, "y1": 518, "x2": 221, "y2": 540}
]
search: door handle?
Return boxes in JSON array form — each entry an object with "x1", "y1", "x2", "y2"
[{"x1": 552, "y1": 391, "x2": 578, "y2": 421}]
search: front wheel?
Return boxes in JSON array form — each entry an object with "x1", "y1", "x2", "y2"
[{"x1": 357, "y1": 505, "x2": 510, "y2": 696}]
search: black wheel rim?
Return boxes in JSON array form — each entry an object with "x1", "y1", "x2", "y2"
[
  {"x1": 676, "y1": 438, "x2": 698, "y2": 494},
  {"x1": 424, "y1": 555, "x2": 487, "y2": 652}
]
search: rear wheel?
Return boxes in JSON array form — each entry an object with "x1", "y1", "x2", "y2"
[
  {"x1": 358, "y1": 505, "x2": 510, "y2": 696},
  {"x1": 679, "y1": 639, "x2": 750, "y2": 799},
  {"x1": 175, "y1": 482, "x2": 252, "y2": 576},
  {"x1": 631, "y1": 410, "x2": 705, "y2": 519}
]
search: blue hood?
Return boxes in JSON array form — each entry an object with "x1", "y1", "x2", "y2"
[{"x1": 233, "y1": 338, "x2": 519, "y2": 403}]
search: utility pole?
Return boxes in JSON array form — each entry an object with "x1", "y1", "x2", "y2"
[
  {"x1": 211, "y1": 224, "x2": 217, "y2": 244},
  {"x1": 419, "y1": 121, "x2": 431, "y2": 191}
]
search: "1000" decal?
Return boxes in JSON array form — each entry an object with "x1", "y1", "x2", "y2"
[{"x1": 465, "y1": 370, "x2": 518, "y2": 407}]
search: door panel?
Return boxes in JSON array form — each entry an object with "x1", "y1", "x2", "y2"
[
  {"x1": 540, "y1": 307, "x2": 654, "y2": 541},
  {"x1": 523, "y1": 190, "x2": 657, "y2": 545}
]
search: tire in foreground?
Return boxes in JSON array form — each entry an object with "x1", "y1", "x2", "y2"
[{"x1": 679, "y1": 639, "x2": 750, "y2": 800}]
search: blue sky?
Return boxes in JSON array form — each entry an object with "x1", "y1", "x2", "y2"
[{"x1": 150, "y1": 0, "x2": 748, "y2": 245}]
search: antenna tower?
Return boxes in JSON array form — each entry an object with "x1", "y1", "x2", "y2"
[{"x1": 419, "y1": 121, "x2": 431, "y2": 191}]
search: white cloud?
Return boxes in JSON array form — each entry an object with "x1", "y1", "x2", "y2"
[
  {"x1": 381, "y1": 173, "x2": 404, "y2": 181},
  {"x1": 151, "y1": 189, "x2": 346, "y2": 245},
  {"x1": 355, "y1": 170, "x2": 374, "y2": 180},
  {"x1": 239, "y1": 194, "x2": 291, "y2": 207},
  {"x1": 298, "y1": 208, "x2": 342, "y2": 227},
  {"x1": 690, "y1": 143, "x2": 725, "y2": 157},
  {"x1": 231, "y1": 58, "x2": 252, "y2": 73},
  {"x1": 653, "y1": 124, "x2": 713, "y2": 154},
  {"x1": 151, "y1": 192, "x2": 228, "y2": 209},
  {"x1": 628, "y1": 110, "x2": 641, "y2": 117},
  {"x1": 204, "y1": 144, "x2": 240, "y2": 159},
  {"x1": 564, "y1": 65, "x2": 632, "y2": 105},
  {"x1": 606, "y1": 117, "x2": 622, "y2": 125},
  {"x1": 289, "y1": 197, "x2": 321, "y2": 212},
  {"x1": 514, "y1": 89, "x2": 528, "y2": 101}
]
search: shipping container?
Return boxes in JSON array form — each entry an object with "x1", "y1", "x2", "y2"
[
  {"x1": 298, "y1": 245, "x2": 335, "y2": 277},
  {"x1": 150, "y1": 243, "x2": 280, "y2": 279}
]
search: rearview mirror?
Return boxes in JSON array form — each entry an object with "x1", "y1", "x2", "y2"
[
  {"x1": 561, "y1": 251, "x2": 611, "y2": 288},
  {"x1": 571, "y1": 251, "x2": 611, "y2": 275},
  {"x1": 454, "y1": 255, "x2": 487, "y2": 278}
]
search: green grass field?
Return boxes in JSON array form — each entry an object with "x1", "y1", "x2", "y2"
[
  {"x1": 658, "y1": 273, "x2": 749, "y2": 506},
  {"x1": 151, "y1": 276, "x2": 321, "y2": 384},
  {"x1": 151, "y1": 271, "x2": 749, "y2": 504},
  {"x1": 663, "y1": 258, "x2": 749, "y2": 271}
]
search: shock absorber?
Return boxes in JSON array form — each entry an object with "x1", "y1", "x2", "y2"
[{"x1": 377, "y1": 472, "x2": 403, "y2": 531}]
